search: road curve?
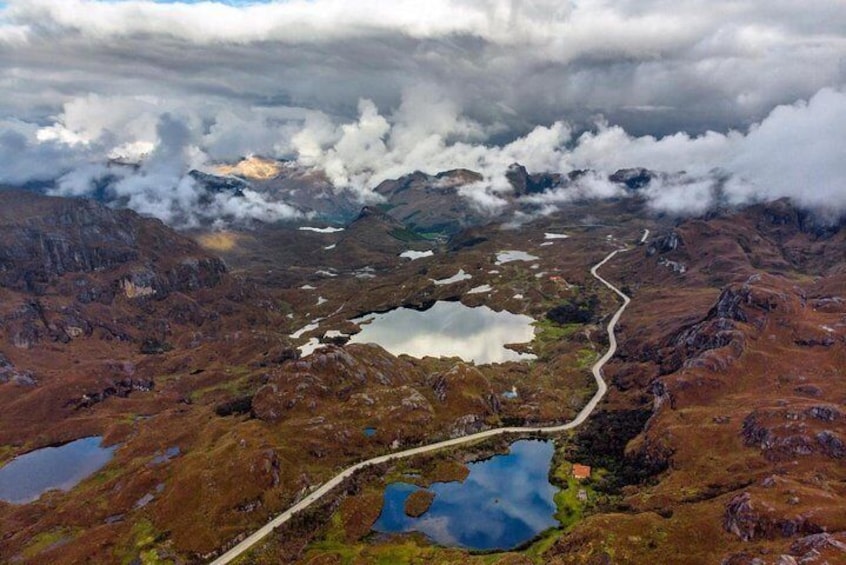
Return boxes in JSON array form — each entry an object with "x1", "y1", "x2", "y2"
[{"x1": 210, "y1": 246, "x2": 632, "y2": 565}]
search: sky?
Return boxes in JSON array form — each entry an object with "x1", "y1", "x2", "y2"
[{"x1": 1, "y1": 0, "x2": 845, "y2": 225}]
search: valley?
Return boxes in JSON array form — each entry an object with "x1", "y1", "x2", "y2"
[
  {"x1": 211, "y1": 242, "x2": 633, "y2": 564},
  {"x1": 3, "y1": 2, "x2": 844, "y2": 563},
  {"x1": 0, "y1": 182, "x2": 844, "y2": 565}
]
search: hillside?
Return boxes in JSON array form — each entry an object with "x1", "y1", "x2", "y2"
[{"x1": 0, "y1": 191, "x2": 844, "y2": 565}]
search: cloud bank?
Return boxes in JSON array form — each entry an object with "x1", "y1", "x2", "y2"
[{"x1": 0, "y1": 0, "x2": 844, "y2": 224}]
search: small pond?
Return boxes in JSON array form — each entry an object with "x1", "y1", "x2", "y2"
[
  {"x1": 0, "y1": 436, "x2": 116, "y2": 504},
  {"x1": 349, "y1": 301, "x2": 536, "y2": 364},
  {"x1": 373, "y1": 439, "x2": 558, "y2": 551}
]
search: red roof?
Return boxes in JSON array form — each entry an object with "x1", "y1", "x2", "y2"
[{"x1": 572, "y1": 464, "x2": 591, "y2": 479}]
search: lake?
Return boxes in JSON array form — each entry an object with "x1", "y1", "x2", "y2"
[
  {"x1": 0, "y1": 436, "x2": 117, "y2": 504},
  {"x1": 373, "y1": 439, "x2": 559, "y2": 550},
  {"x1": 349, "y1": 301, "x2": 536, "y2": 364}
]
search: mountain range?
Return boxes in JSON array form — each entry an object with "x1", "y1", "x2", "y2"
[{"x1": 0, "y1": 164, "x2": 844, "y2": 564}]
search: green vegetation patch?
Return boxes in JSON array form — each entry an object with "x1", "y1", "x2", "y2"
[
  {"x1": 306, "y1": 536, "x2": 477, "y2": 565},
  {"x1": 550, "y1": 450, "x2": 606, "y2": 528},
  {"x1": 188, "y1": 368, "x2": 256, "y2": 403},
  {"x1": 524, "y1": 527, "x2": 564, "y2": 562},
  {"x1": 22, "y1": 528, "x2": 81, "y2": 560},
  {"x1": 92, "y1": 465, "x2": 123, "y2": 485},
  {"x1": 532, "y1": 318, "x2": 581, "y2": 359},
  {"x1": 575, "y1": 348, "x2": 599, "y2": 370},
  {"x1": 534, "y1": 318, "x2": 580, "y2": 341},
  {"x1": 389, "y1": 227, "x2": 425, "y2": 242},
  {"x1": 0, "y1": 444, "x2": 13, "y2": 466},
  {"x1": 118, "y1": 518, "x2": 173, "y2": 565},
  {"x1": 415, "y1": 230, "x2": 447, "y2": 241}
]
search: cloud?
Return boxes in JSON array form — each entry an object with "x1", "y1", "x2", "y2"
[
  {"x1": 289, "y1": 86, "x2": 846, "y2": 217},
  {"x1": 6, "y1": 85, "x2": 846, "y2": 226},
  {"x1": 561, "y1": 87, "x2": 846, "y2": 216},
  {"x1": 2, "y1": 0, "x2": 844, "y2": 136},
  {"x1": 47, "y1": 113, "x2": 303, "y2": 228},
  {"x1": 727, "y1": 88, "x2": 846, "y2": 211},
  {"x1": 0, "y1": 119, "x2": 94, "y2": 185},
  {"x1": 0, "y1": 1, "x2": 844, "y2": 225}
]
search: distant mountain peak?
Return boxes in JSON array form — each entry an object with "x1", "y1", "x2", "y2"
[{"x1": 211, "y1": 156, "x2": 286, "y2": 181}]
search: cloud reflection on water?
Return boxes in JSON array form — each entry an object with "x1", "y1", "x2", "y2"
[
  {"x1": 349, "y1": 301, "x2": 536, "y2": 364},
  {"x1": 373, "y1": 440, "x2": 558, "y2": 550}
]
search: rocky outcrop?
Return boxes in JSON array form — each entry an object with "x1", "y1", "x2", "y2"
[
  {"x1": 448, "y1": 414, "x2": 485, "y2": 437},
  {"x1": 372, "y1": 169, "x2": 486, "y2": 233},
  {"x1": 723, "y1": 493, "x2": 757, "y2": 541},
  {"x1": 707, "y1": 278, "x2": 797, "y2": 329},
  {"x1": 646, "y1": 231, "x2": 683, "y2": 256},
  {"x1": 188, "y1": 170, "x2": 248, "y2": 197},
  {"x1": 0, "y1": 202, "x2": 140, "y2": 291},
  {"x1": 642, "y1": 300, "x2": 748, "y2": 376},
  {"x1": 810, "y1": 296, "x2": 846, "y2": 313},
  {"x1": 429, "y1": 364, "x2": 497, "y2": 415},
  {"x1": 753, "y1": 198, "x2": 843, "y2": 241},
  {"x1": 673, "y1": 317, "x2": 745, "y2": 370},
  {"x1": 0, "y1": 352, "x2": 36, "y2": 386},
  {"x1": 505, "y1": 163, "x2": 563, "y2": 196},
  {"x1": 647, "y1": 276, "x2": 803, "y2": 376},
  {"x1": 434, "y1": 168, "x2": 484, "y2": 186},
  {"x1": 66, "y1": 377, "x2": 155, "y2": 409},
  {"x1": 723, "y1": 492, "x2": 822, "y2": 541},
  {"x1": 609, "y1": 168, "x2": 655, "y2": 190},
  {"x1": 806, "y1": 405, "x2": 841, "y2": 422},
  {"x1": 352, "y1": 205, "x2": 406, "y2": 229},
  {"x1": 790, "y1": 533, "x2": 846, "y2": 556},
  {"x1": 0, "y1": 191, "x2": 226, "y2": 296},
  {"x1": 742, "y1": 410, "x2": 846, "y2": 461},
  {"x1": 748, "y1": 534, "x2": 846, "y2": 565},
  {"x1": 252, "y1": 449, "x2": 281, "y2": 489},
  {"x1": 252, "y1": 345, "x2": 422, "y2": 423},
  {"x1": 215, "y1": 395, "x2": 254, "y2": 417},
  {"x1": 816, "y1": 430, "x2": 846, "y2": 458},
  {"x1": 657, "y1": 256, "x2": 687, "y2": 274}
]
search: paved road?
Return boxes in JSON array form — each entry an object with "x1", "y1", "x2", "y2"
[{"x1": 210, "y1": 246, "x2": 632, "y2": 565}]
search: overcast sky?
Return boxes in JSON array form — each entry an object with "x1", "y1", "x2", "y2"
[{"x1": 1, "y1": 0, "x2": 845, "y2": 223}]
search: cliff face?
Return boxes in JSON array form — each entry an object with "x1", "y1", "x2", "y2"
[
  {"x1": 0, "y1": 194, "x2": 139, "y2": 290},
  {"x1": 0, "y1": 191, "x2": 226, "y2": 295},
  {"x1": 0, "y1": 192, "x2": 290, "y2": 448},
  {"x1": 0, "y1": 191, "x2": 231, "y2": 357}
]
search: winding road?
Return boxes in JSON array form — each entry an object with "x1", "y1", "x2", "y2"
[{"x1": 210, "y1": 244, "x2": 634, "y2": 565}]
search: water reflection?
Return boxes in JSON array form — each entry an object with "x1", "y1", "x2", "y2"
[
  {"x1": 373, "y1": 440, "x2": 558, "y2": 550},
  {"x1": 0, "y1": 437, "x2": 116, "y2": 504},
  {"x1": 349, "y1": 301, "x2": 536, "y2": 364}
]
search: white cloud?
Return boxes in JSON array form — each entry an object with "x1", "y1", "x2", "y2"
[
  {"x1": 727, "y1": 88, "x2": 846, "y2": 211},
  {"x1": 7, "y1": 85, "x2": 846, "y2": 225},
  {"x1": 0, "y1": 1, "x2": 844, "y2": 224},
  {"x1": 0, "y1": 119, "x2": 93, "y2": 184},
  {"x1": 2, "y1": 0, "x2": 843, "y2": 137},
  {"x1": 47, "y1": 113, "x2": 303, "y2": 227}
]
